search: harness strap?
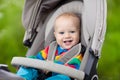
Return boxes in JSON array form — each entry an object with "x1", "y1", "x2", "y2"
[
  {"x1": 47, "y1": 41, "x2": 57, "y2": 61},
  {"x1": 47, "y1": 41, "x2": 81, "y2": 64},
  {"x1": 58, "y1": 43, "x2": 81, "y2": 64}
]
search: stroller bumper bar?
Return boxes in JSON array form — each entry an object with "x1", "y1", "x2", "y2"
[{"x1": 11, "y1": 57, "x2": 85, "y2": 80}]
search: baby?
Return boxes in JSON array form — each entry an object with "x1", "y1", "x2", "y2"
[{"x1": 17, "y1": 12, "x2": 83, "y2": 80}]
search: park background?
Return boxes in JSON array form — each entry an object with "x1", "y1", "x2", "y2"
[{"x1": 0, "y1": 0, "x2": 120, "y2": 80}]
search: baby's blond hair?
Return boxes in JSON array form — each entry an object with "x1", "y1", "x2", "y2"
[{"x1": 55, "y1": 12, "x2": 81, "y2": 29}]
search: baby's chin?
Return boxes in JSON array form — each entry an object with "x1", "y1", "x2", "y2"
[{"x1": 62, "y1": 45, "x2": 73, "y2": 49}]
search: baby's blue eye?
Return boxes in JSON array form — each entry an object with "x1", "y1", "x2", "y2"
[{"x1": 59, "y1": 32, "x2": 64, "y2": 34}]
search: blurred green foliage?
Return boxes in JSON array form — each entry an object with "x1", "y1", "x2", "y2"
[
  {"x1": 98, "y1": 0, "x2": 120, "y2": 80},
  {"x1": 0, "y1": 0, "x2": 120, "y2": 80},
  {"x1": 0, "y1": 0, "x2": 26, "y2": 72}
]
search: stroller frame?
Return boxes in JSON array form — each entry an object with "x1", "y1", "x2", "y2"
[{"x1": 0, "y1": 0, "x2": 107, "y2": 80}]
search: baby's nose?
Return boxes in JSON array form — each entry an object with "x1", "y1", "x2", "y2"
[{"x1": 64, "y1": 33, "x2": 70, "y2": 38}]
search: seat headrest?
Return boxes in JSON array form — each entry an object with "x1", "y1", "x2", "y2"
[{"x1": 45, "y1": 1, "x2": 84, "y2": 47}]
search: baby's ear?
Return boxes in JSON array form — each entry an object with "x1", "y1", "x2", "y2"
[{"x1": 54, "y1": 32, "x2": 56, "y2": 37}]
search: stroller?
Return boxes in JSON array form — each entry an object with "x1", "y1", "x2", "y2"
[{"x1": 0, "y1": 0, "x2": 107, "y2": 80}]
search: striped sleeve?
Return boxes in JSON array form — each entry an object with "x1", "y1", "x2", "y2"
[
  {"x1": 65, "y1": 53, "x2": 83, "y2": 70},
  {"x1": 28, "y1": 46, "x2": 49, "y2": 60}
]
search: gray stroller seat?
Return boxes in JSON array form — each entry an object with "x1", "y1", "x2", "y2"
[{"x1": 8, "y1": 0, "x2": 107, "y2": 80}]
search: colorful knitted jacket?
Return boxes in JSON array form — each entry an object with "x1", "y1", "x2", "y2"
[{"x1": 30, "y1": 45, "x2": 83, "y2": 70}]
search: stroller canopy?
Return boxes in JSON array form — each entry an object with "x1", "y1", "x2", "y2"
[{"x1": 22, "y1": 0, "x2": 107, "y2": 57}]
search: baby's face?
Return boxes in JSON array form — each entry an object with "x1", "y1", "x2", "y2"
[{"x1": 54, "y1": 16, "x2": 80, "y2": 49}]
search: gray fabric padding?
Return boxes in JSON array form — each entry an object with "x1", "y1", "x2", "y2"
[
  {"x1": 45, "y1": 1, "x2": 83, "y2": 47},
  {"x1": 11, "y1": 57, "x2": 85, "y2": 80}
]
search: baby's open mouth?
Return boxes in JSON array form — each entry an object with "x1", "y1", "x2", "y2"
[{"x1": 64, "y1": 40, "x2": 73, "y2": 43}]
